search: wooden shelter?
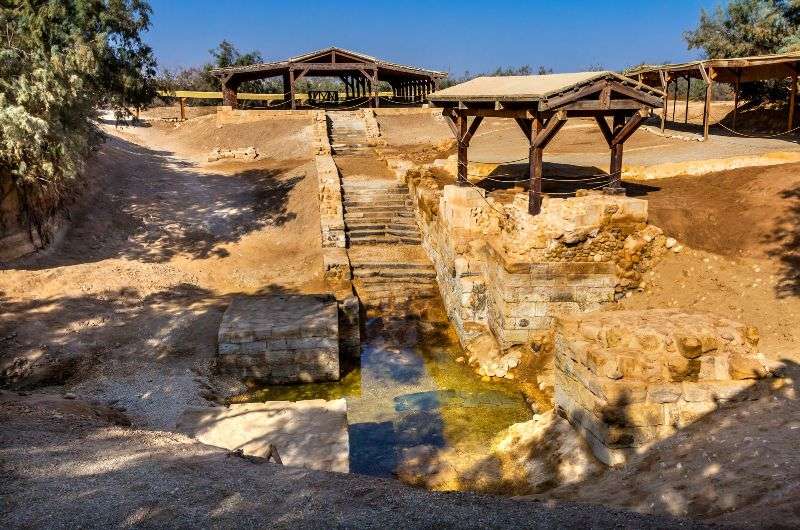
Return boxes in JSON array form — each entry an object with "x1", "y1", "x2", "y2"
[
  {"x1": 628, "y1": 52, "x2": 800, "y2": 140},
  {"x1": 210, "y1": 46, "x2": 445, "y2": 109},
  {"x1": 428, "y1": 72, "x2": 664, "y2": 215}
]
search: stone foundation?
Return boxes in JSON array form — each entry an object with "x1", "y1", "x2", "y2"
[
  {"x1": 554, "y1": 309, "x2": 775, "y2": 465},
  {"x1": 401, "y1": 170, "x2": 667, "y2": 378},
  {"x1": 217, "y1": 295, "x2": 340, "y2": 384}
]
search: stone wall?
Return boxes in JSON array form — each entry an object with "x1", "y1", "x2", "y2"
[
  {"x1": 215, "y1": 106, "x2": 316, "y2": 125},
  {"x1": 315, "y1": 155, "x2": 345, "y2": 248},
  {"x1": 554, "y1": 309, "x2": 775, "y2": 465},
  {"x1": 312, "y1": 110, "x2": 332, "y2": 155},
  {"x1": 361, "y1": 109, "x2": 383, "y2": 146},
  {"x1": 401, "y1": 168, "x2": 668, "y2": 379},
  {"x1": 217, "y1": 295, "x2": 340, "y2": 384}
]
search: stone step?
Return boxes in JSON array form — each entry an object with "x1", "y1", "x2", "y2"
[
  {"x1": 344, "y1": 222, "x2": 419, "y2": 231},
  {"x1": 348, "y1": 236, "x2": 423, "y2": 246},
  {"x1": 344, "y1": 204, "x2": 414, "y2": 212},
  {"x1": 341, "y1": 183, "x2": 408, "y2": 191},
  {"x1": 357, "y1": 271, "x2": 436, "y2": 281},
  {"x1": 343, "y1": 197, "x2": 411, "y2": 205},
  {"x1": 347, "y1": 230, "x2": 422, "y2": 240}
]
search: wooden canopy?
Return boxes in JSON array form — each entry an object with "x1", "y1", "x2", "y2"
[
  {"x1": 428, "y1": 72, "x2": 664, "y2": 215},
  {"x1": 210, "y1": 46, "x2": 446, "y2": 109},
  {"x1": 628, "y1": 52, "x2": 800, "y2": 139}
]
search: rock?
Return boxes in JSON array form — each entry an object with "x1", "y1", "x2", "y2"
[
  {"x1": 665, "y1": 237, "x2": 677, "y2": 249},
  {"x1": 493, "y1": 411, "x2": 602, "y2": 493},
  {"x1": 63, "y1": 392, "x2": 76, "y2": 400}
]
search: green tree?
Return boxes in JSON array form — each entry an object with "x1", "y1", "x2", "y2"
[
  {"x1": 684, "y1": 0, "x2": 795, "y2": 57},
  {"x1": 0, "y1": 0, "x2": 157, "y2": 242}
]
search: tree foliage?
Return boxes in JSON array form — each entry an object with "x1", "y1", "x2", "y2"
[
  {"x1": 0, "y1": 0, "x2": 157, "y2": 240},
  {"x1": 684, "y1": 0, "x2": 800, "y2": 57}
]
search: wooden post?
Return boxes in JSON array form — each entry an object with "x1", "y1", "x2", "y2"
[
  {"x1": 374, "y1": 69, "x2": 379, "y2": 108},
  {"x1": 733, "y1": 72, "x2": 741, "y2": 131},
  {"x1": 791, "y1": 74, "x2": 798, "y2": 131},
  {"x1": 685, "y1": 76, "x2": 690, "y2": 123},
  {"x1": 222, "y1": 78, "x2": 238, "y2": 108},
  {"x1": 608, "y1": 113, "x2": 625, "y2": 194},
  {"x1": 179, "y1": 97, "x2": 186, "y2": 121},
  {"x1": 659, "y1": 71, "x2": 668, "y2": 132},
  {"x1": 529, "y1": 117, "x2": 543, "y2": 215},
  {"x1": 703, "y1": 68, "x2": 714, "y2": 140},
  {"x1": 289, "y1": 69, "x2": 296, "y2": 110},
  {"x1": 671, "y1": 79, "x2": 677, "y2": 121},
  {"x1": 457, "y1": 113, "x2": 468, "y2": 184}
]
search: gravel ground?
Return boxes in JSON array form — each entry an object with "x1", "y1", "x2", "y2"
[{"x1": 0, "y1": 393, "x2": 703, "y2": 529}]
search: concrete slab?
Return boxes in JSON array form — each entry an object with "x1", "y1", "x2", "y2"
[{"x1": 177, "y1": 399, "x2": 349, "y2": 473}]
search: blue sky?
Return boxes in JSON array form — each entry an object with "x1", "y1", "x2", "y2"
[{"x1": 146, "y1": 0, "x2": 721, "y2": 74}]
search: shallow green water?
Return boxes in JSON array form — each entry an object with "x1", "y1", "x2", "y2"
[{"x1": 231, "y1": 316, "x2": 532, "y2": 477}]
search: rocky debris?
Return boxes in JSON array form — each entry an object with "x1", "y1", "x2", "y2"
[
  {"x1": 465, "y1": 334, "x2": 522, "y2": 380},
  {"x1": 493, "y1": 410, "x2": 602, "y2": 494},
  {"x1": 207, "y1": 146, "x2": 258, "y2": 162},
  {"x1": 554, "y1": 309, "x2": 778, "y2": 465},
  {"x1": 176, "y1": 398, "x2": 350, "y2": 473}
]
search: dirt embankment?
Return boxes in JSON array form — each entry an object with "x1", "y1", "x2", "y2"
[{"x1": 0, "y1": 114, "x2": 323, "y2": 428}]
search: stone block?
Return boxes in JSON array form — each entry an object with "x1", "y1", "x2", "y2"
[
  {"x1": 177, "y1": 399, "x2": 349, "y2": 472},
  {"x1": 217, "y1": 295, "x2": 340, "y2": 384}
]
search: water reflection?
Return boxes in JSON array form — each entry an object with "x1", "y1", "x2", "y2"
[{"x1": 231, "y1": 311, "x2": 532, "y2": 478}]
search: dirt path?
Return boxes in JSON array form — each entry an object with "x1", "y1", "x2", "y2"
[{"x1": 0, "y1": 122, "x2": 322, "y2": 428}]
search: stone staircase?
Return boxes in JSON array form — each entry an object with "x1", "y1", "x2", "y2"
[
  {"x1": 342, "y1": 177, "x2": 423, "y2": 246},
  {"x1": 348, "y1": 246, "x2": 438, "y2": 311},
  {"x1": 327, "y1": 111, "x2": 369, "y2": 156}
]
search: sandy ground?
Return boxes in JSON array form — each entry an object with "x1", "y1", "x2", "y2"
[
  {"x1": 4, "y1": 106, "x2": 800, "y2": 527},
  {"x1": 0, "y1": 392, "x2": 697, "y2": 529},
  {"x1": 0, "y1": 117, "x2": 323, "y2": 429}
]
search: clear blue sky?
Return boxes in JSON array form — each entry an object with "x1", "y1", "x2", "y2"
[{"x1": 145, "y1": 0, "x2": 721, "y2": 74}]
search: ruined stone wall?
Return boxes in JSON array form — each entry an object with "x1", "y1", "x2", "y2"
[
  {"x1": 402, "y1": 168, "x2": 668, "y2": 378},
  {"x1": 554, "y1": 309, "x2": 775, "y2": 465},
  {"x1": 315, "y1": 155, "x2": 345, "y2": 248}
]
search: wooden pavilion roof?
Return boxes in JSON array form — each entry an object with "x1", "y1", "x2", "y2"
[
  {"x1": 428, "y1": 71, "x2": 663, "y2": 113},
  {"x1": 628, "y1": 52, "x2": 800, "y2": 85},
  {"x1": 210, "y1": 46, "x2": 446, "y2": 82}
]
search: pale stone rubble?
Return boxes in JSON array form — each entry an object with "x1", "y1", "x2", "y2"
[
  {"x1": 207, "y1": 146, "x2": 258, "y2": 162},
  {"x1": 217, "y1": 294, "x2": 340, "y2": 384},
  {"x1": 177, "y1": 399, "x2": 350, "y2": 473},
  {"x1": 554, "y1": 309, "x2": 776, "y2": 465}
]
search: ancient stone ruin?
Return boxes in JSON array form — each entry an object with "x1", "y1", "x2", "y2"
[
  {"x1": 554, "y1": 309, "x2": 775, "y2": 465},
  {"x1": 217, "y1": 294, "x2": 341, "y2": 384}
]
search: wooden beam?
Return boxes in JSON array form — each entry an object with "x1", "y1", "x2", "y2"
[
  {"x1": 611, "y1": 111, "x2": 646, "y2": 146},
  {"x1": 514, "y1": 117, "x2": 532, "y2": 139},
  {"x1": 558, "y1": 100, "x2": 649, "y2": 111},
  {"x1": 607, "y1": 81, "x2": 664, "y2": 108},
  {"x1": 661, "y1": 74, "x2": 669, "y2": 132},
  {"x1": 532, "y1": 112, "x2": 567, "y2": 148},
  {"x1": 594, "y1": 116, "x2": 613, "y2": 146},
  {"x1": 436, "y1": 107, "x2": 534, "y2": 119},
  {"x1": 463, "y1": 116, "x2": 484, "y2": 144},
  {"x1": 290, "y1": 62, "x2": 377, "y2": 71},
  {"x1": 457, "y1": 113, "x2": 468, "y2": 184},
  {"x1": 538, "y1": 80, "x2": 606, "y2": 111}
]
